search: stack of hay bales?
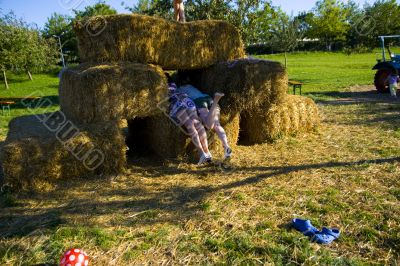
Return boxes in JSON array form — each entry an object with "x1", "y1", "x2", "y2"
[
  {"x1": 0, "y1": 14, "x2": 320, "y2": 190},
  {"x1": 0, "y1": 14, "x2": 248, "y2": 189},
  {"x1": 0, "y1": 112, "x2": 126, "y2": 190},
  {"x1": 62, "y1": 14, "x2": 248, "y2": 159}
]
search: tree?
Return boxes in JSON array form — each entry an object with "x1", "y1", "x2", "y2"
[
  {"x1": 0, "y1": 11, "x2": 28, "y2": 88},
  {"x1": 343, "y1": 1, "x2": 365, "y2": 49},
  {"x1": 185, "y1": 0, "x2": 275, "y2": 45},
  {"x1": 269, "y1": 13, "x2": 304, "y2": 67},
  {"x1": 307, "y1": 0, "x2": 350, "y2": 51},
  {"x1": 42, "y1": 1, "x2": 118, "y2": 64},
  {"x1": 42, "y1": 13, "x2": 77, "y2": 64},
  {"x1": 21, "y1": 30, "x2": 58, "y2": 80},
  {"x1": 227, "y1": 0, "x2": 275, "y2": 45},
  {"x1": 361, "y1": 0, "x2": 400, "y2": 48},
  {"x1": 73, "y1": 0, "x2": 118, "y2": 20},
  {"x1": 184, "y1": 0, "x2": 232, "y2": 21},
  {"x1": 0, "y1": 11, "x2": 58, "y2": 88},
  {"x1": 123, "y1": 0, "x2": 173, "y2": 19}
]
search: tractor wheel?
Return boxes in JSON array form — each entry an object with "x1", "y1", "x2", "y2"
[{"x1": 374, "y1": 69, "x2": 391, "y2": 93}]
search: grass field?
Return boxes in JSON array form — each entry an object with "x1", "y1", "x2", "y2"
[
  {"x1": 0, "y1": 52, "x2": 399, "y2": 265},
  {"x1": 257, "y1": 52, "x2": 375, "y2": 100},
  {"x1": 0, "y1": 72, "x2": 60, "y2": 140}
]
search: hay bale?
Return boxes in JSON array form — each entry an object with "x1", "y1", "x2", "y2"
[
  {"x1": 129, "y1": 111, "x2": 240, "y2": 161},
  {"x1": 0, "y1": 112, "x2": 126, "y2": 191},
  {"x1": 145, "y1": 114, "x2": 193, "y2": 159},
  {"x1": 206, "y1": 112, "x2": 240, "y2": 158},
  {"x1": 74, "y1": 14, "x2": 245, "y2": 69},
  {"x1": 240, "y1": 95, "x2": 320, "y2": 144},
  {"x1": 184, "y1": 58, "x2": 287, "y2": 113},
  {"x1": 59, "y1": 62, "x2": 168, "y2": 124}
]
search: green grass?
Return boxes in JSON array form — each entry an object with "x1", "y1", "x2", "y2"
[
  {"x1": 0, "y1": 71, "x2": 60, "y2": 97},
  {"x1": 257, "y1": 51, "x2": 374, "y2": 96},
  {"x1": 0, "y1": 71, "x2": 60, "y2": 140}
]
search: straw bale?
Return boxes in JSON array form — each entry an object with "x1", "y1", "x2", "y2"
[
  {"x1": 59, "y1": 62, "x2": 168, "y2": 124},
  {"x1": 74, "y1": 14, "x2": 245, "y2": 69},
  {"x1": 206, "y1": 112, "x2": 240, "y2": 158},
  {"x1": 0, "y1": 112, "x2": 126, "y2": 191},
  {"x1": 183, "y1": 58, "x2": 287, "y2": 113},
  {"x1": 144, "y1": 115, "x2": 192, "y2": 159},
  {"x1": 240, "y1": 95, "x2": 320, "y2": 144},
  {"x1": 127, "y1": 111, "x2": 240, "y2": 161}
]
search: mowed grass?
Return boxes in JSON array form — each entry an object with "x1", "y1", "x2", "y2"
[
  {"x1": 0, "y1": 53, "x2": 400, "y2": 265},
  {"x1": 257, "y1": 48, "x2": 400, "y2": 101},
  {"x1": 0, "y1": 72, "x2": 60, "y2": 140}
]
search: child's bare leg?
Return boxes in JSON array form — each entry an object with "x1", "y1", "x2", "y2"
[
  {"x1": 173, "y1": 0, "x2": 180, "y2": 21},
  {"x1": 200, "y1": 93, "x2": 224, "y2": 129},
  {"x1": 187, "y1": 109, "x2": 210, "y2": 154},
  {"x1": 213, "y1": 121, "x2": 232, "y2": 159},
  {"x1": 178, "y1": 2, "x2": 185, "y2": 22},
  {"x1": 213, "y1": 121, "x2": 229, "y2": 149},
  {"x1": 176, "y1": 109, "x2": 205, "y2": 155},
  {"x1": 209, "y1": 94, "x2": 224, "y2": 122},
  {"x1": 194, "y1": 119, "x2": 210, "y2": 154}
]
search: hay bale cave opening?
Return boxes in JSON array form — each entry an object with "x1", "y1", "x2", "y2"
[{"x1": 122, "y1": 68, "x2": 250, "y2": 163}]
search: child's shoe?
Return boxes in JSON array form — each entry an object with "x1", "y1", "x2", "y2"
[
  {"x1": 198, "y1": 153, "x2": 212, "y2": 165},
  {"x1": 224, "y1": 147, "x2": 232, "y2": 160}
]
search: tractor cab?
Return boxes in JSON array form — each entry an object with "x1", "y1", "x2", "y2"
[{"x1": 372, "y1": 35, "x2": 400, "y2": 93}]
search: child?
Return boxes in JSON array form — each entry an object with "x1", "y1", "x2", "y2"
[
  {"x1": 387, "y1": 72, "x2": 399, "y2": 98},
  {"x1": 174, "y1": 0, "x2": 185, "y2": 22},
  {"x1": 167, "y1": 77, "x2": 212, "y2": 165},
  {"x1": 176, "y1": 75, "x2": 232, "y2": 160}
]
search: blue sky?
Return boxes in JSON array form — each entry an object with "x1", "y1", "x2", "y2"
[{"x1": 0, "y1": 0, "x2": 376, "y2": 28}]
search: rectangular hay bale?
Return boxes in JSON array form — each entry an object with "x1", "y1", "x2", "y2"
[
  {"x1": 240, "y1": 95, "x2": 320, "y2": 144},
  {"x1": 0, "y1": 112, "x2": 126, "y2": 191},
  {"x1": 185, "y1": 58, "x2": 287, "y2": 113},
  {"x1": 74, "y1": 14, "x2": 245, "y2": 69},
  {"x1": 59, "y1": 62, "x2": 168, "y2": 124}
]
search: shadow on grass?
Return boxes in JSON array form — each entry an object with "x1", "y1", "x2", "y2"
[
  {"x1": 1, "y1": 156, "x2": 399, "y2": 239},
  {"x1": 314, "y1": 90, "x2": 399, "y2": 105},
  {"x1": 314, "y1": 90, "x2": 400, "y2": 130},
  {"x1": 2, "y1": 95, "x2": 59, "y2": 110},
  {"x1": 5, "y1": 77, "x2": 31, "y2": 84}
]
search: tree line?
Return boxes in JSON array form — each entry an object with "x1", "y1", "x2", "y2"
[
  {"x1": 43, "y1": 0, "x2": 400, "y2": 62},
  {"x1": 128, "y1": 0, "x2": 400, "y2": 52},
  {"x1": 0, "y1": 2, "x2": 117, "y2": 88},
  {"x1": 1, "y1": 0, "x2": 400, "y2": 88}
]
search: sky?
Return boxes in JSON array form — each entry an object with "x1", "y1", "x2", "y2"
[{"x1": 0, "y1": 0, "x2": 377, "y2": 29}]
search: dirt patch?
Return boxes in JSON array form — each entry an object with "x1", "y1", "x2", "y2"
[{"x1": 320, "y1": 85, "x2": 400, "y2": 105}]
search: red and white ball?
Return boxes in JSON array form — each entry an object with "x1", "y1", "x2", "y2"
[{"x1": 60, "y1": 248, "x2": 89, "y2": 266}]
